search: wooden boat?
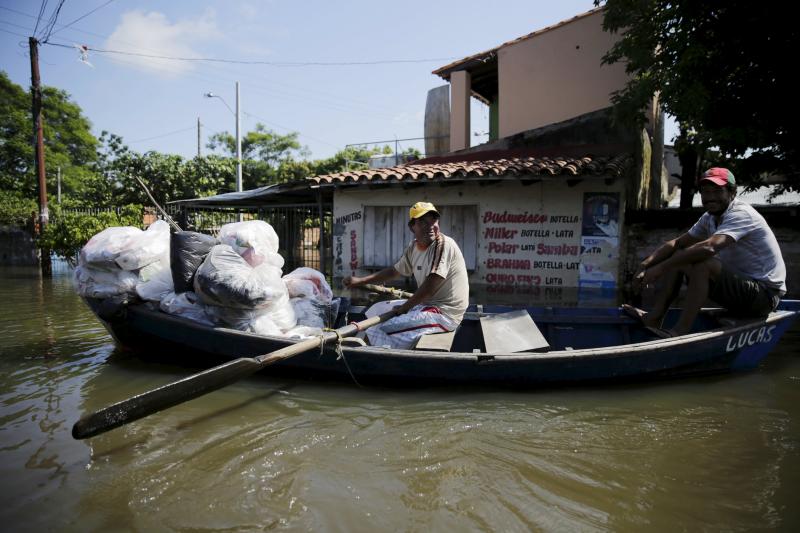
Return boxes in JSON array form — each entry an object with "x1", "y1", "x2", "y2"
[{"x1": 84, "y1": 297, "x2": 800, "y2": 387}]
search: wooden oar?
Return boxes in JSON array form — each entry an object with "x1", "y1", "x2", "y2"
[
  {"x1": 361, "y1": 283, "x2": 413, "y2": 299},
  {"x1": 72, "y1": 309, "x2": 398, "y2": 440}
]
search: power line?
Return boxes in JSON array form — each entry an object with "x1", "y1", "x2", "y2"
[
  {"x1": 242, "y1": 111, "x2": 339, "y2": 149},
  {"x1": 0, "y1": 27, "x2": 29, "y2": 39},
  {"x1": 128, "y1": 125, "x2": 197, "y2": 144},
  {"x1": 0, "y1": 6, "x2": 404, "y2": 117},
  {"x1": 42, "y1": 41, "x2": 457, "y2": 67},
  {"x1": 39, "y1": 0, "x2": 66, "y2": 43},
  {"x1": 33, "y1": 0, "x2": 49, "y2": 37},
  {"x1": 49, "y1": 0, "x2": 116, "y2": 38}
]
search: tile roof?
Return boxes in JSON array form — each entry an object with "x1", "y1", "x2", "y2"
[{"x1": 307, "y1": 154, "x2": 632, "y2": 186}]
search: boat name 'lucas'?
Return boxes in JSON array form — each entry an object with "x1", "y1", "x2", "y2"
[{"x1": 725, "y1": 325, "x2": 776, "y2": 352}]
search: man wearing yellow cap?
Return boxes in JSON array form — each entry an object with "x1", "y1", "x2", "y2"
[
  {"x1": 344, "y1": 201, "x2": 469, "y2": 348},
  {"x1": 623, "y1": 167, "x2": 786, "y2": 337}
]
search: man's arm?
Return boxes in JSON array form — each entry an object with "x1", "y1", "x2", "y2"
[
  {"x1": 343, "y1": 267, "x2": 402, "y2": 289},
  {"x1": 641, "y1": 233, "x2": 734, "y2": 283},
  {"x1": 392, "y1": 273, "x2": 446, "y2": 315}
]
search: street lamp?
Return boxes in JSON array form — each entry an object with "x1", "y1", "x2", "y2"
[{"x1": 204, "y1": 81, "x2": 242, "y2": 193}]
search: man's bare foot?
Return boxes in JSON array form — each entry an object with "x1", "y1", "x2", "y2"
[{"x1": 621, "y1": 303, "x2": 661, "y2": 328}]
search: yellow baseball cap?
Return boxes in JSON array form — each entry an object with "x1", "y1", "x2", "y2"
[{"x1": 409, "y1": 201, "x2": 439, "y2": 220}]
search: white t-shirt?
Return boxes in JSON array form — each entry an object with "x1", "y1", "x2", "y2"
[
  {"x1": 394, "y1": 234, "x2": 470, "y2": 322},
  {"x1": 688, "y1": 198, "x2": 786, "y2": 294}
]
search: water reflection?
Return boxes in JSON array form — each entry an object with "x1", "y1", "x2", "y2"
[{"x1": 1, "y1": 262, "x2": 799, "y2": 531}]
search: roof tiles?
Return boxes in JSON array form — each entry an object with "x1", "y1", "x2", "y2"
[{"x1": 307, "y1": 154, "x2": 631, "y2": 186}]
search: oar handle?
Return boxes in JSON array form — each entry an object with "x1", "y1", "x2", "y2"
[
  {"x1": 361, "y1": 283, "x2": 413, "y2": 299},
  {"x1": 72, "y1": 310, "x2": 398, "y2": 440}
]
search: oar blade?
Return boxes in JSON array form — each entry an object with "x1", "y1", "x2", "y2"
[{"x1": 72, "y1": 357, "x2": 262, "y2": 440}]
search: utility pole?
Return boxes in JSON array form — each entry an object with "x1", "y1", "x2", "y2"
[
  {"x1": 57, "y1": 166, "x2": 61, "y2": 204},
  {"x1": 235, "y1": 81, "x2": 242, "y2": 193},
  {"x1": 29, "y1": 37, "x2": 51, "y2": 275},
  {"x1": 197, "y1": 116, "x2": 201, "y2": 157}
]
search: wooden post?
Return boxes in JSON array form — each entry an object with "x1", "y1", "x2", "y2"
[
  {"x1": 29, "y1": 37, "x2": 51, "y2": 276},
  {"x1": 317, "y1": 189, "x2": 326, "y2": 276}
]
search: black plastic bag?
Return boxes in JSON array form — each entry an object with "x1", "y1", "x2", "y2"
[{"x1": 170, "y1": 231, "x2": 217, "y2": 293}]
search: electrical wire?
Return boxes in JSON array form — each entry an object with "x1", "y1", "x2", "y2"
[
  {"x1": 41, "y1": 41, "x2": 456, "y2": 67},
  {"x1": 39, "y1": 0, "x2": 66, "y2": 43},
  {"x1": 33, "y1": 0, "x2": 49, "y2": 37},
  {"x1": 49, "y1": 0, "x2": 116, "y2": 38},
  {"x1": 128, "y1": 125, "x2": 197, "y2": 144}
]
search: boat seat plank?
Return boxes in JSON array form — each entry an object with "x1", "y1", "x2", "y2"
[
  {"x1": 480, "y1": 310, "x2": 550, "y2": 353},
  {"x1": 414, "y1": 330, "x2": 457, "y2": 351}
]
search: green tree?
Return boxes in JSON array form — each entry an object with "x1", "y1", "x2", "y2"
[
  {"x1": 0, "y1": 71, "x2": 98, "y2": 199},
  {"x1": 596, "y1": 1, "x2": 799, "y2": 196},
  {"x1": 107, "y1": 151, "x2": 236, "y2": 206},
  {"x1": 207, "y1": 123, "x2": 309, "y2": 164}
]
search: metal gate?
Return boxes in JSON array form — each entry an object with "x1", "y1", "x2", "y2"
[{"x1": 165, "y1": 203, "x2": 333, "y2": 276}]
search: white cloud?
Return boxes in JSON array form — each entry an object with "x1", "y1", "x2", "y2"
[{"x1": 104, "y1": 9, "x2": 221, "y2": 76}]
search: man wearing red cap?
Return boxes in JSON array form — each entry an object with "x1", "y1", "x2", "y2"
[
  {"x1": 623, "y1": 167, "x2": 786, "y2": 337},
  {"x1": 344, "y1": 201, "x2": 469, "y2": 348}
]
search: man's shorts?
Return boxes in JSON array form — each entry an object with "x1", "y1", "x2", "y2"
[{"x1": 708, "y1": 266, "x2": 781, "y2": 318}]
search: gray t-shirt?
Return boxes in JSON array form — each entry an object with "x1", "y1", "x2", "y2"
[
  {"x1": 688, "y1": 198, "x2": 786, "y2": 294},
  {"x1": 394, "y1": 234, "x2": 470, "y2": 323}
]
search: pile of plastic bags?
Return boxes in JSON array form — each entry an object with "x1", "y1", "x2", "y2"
[{"x1": 75, "y1": 219, "x2": 336, "y2": 340}]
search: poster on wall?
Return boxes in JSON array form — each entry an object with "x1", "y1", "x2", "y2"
[
  {"x1": 579, "y1": 192, "x2": 620, "y2": 291},
  {"x1": 581, "y1": 192, "x2": 619, "y2": 238}
]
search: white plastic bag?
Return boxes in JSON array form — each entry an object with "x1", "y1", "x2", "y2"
[
  {"x1": 194, "y1": 245, "x2": 287, "y2": 309},
  {"x1": 136, "y1": 266, "x2": 174, "y2": 302},
  {"x1": 285, "y1": 325, "x2": 324, "y2": 340},
  {"x1": 266, "y1": 291, "x2": 297, "y2": 331},
  {"x1": 159, "y1": 291, "x2": 215, "y2": 325},
  {"x1": 115, "y1": 220, "x2": 170, "y2": 271},
  {"x1": 74, "y1": 265, "x2": 139, "y2": 298},
  {"x1": 218, "y1": 220, "x2": 281, "y2": 268},
  {"x1": 291, "y1": 297, "x2": 327, "y2": 329},
  {"x1": 205, "y1": 306, "x2": 285, "y2": 337},
  {"x1": 282, "y1": 267, "x2": 333, "y2": 303},
  {"x1": 79, "y1": 226, "x2": 142, "y2": 269}
]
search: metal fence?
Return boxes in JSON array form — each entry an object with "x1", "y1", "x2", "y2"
[{"x1": 165, "y1": 203, "x2": 333, "y2": 276}]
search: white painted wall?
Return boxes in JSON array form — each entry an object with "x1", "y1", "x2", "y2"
[{"x1": 332, "y1": 178, "x2": 626, "y2": 290}]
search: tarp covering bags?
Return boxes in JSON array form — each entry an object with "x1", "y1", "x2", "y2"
[{"x1": 76, "y1": 219, "x2": 337, "y2": 340}]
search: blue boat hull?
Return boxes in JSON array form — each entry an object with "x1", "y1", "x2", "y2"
[{"x1": 88, "y1": 299, "x2": 800, "y2": 387}]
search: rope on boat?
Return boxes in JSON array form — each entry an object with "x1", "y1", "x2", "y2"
[{"x1": 320, "y1": 329, "x2": 362, "y2": 387}]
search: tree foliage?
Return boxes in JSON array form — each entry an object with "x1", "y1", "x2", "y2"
[
  {"x1": 0, "y1": 71, "x2": 98, "y2": 198},
  {"x1": 38, "y1": 204, "x2": 143, "y2": 263},
  {"x1": 0, "y1": 190, "x2": 37, "y2": 227},
  {"x1": 207, "y1": 123, "x2": 308, "y2": 164},
  {"x1": 596, "y1": 0, "x2": 799, "y2": 189}
]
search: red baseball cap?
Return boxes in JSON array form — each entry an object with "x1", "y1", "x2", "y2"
[{"x1": 700, "y1": 167, "x2": 736, "y2": 187}]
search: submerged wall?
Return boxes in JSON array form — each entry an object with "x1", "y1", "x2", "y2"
[{"x1": 0, "y1": 226, "x2": 39, "y2": 266}]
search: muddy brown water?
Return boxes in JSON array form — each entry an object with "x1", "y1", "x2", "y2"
[{"x1": 1, "y1": 262, "x2": 799, "y2": 531}]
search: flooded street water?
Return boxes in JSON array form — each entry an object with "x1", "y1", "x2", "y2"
[{"x1": 1, "y1": 262, "x2": 799, "y2": 531}]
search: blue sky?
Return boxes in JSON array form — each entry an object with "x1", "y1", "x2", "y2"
[{"x1": 2, "y1": 1, "x2": 674, "y2": 160}]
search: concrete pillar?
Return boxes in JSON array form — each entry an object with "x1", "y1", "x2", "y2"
[{"x1": 450, "y1": 70, "x2": 471, "y2": 152}]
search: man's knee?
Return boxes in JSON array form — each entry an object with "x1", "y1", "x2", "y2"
[{"x1": 687, "y1": 257, "x2": 722, "y2": 280}]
